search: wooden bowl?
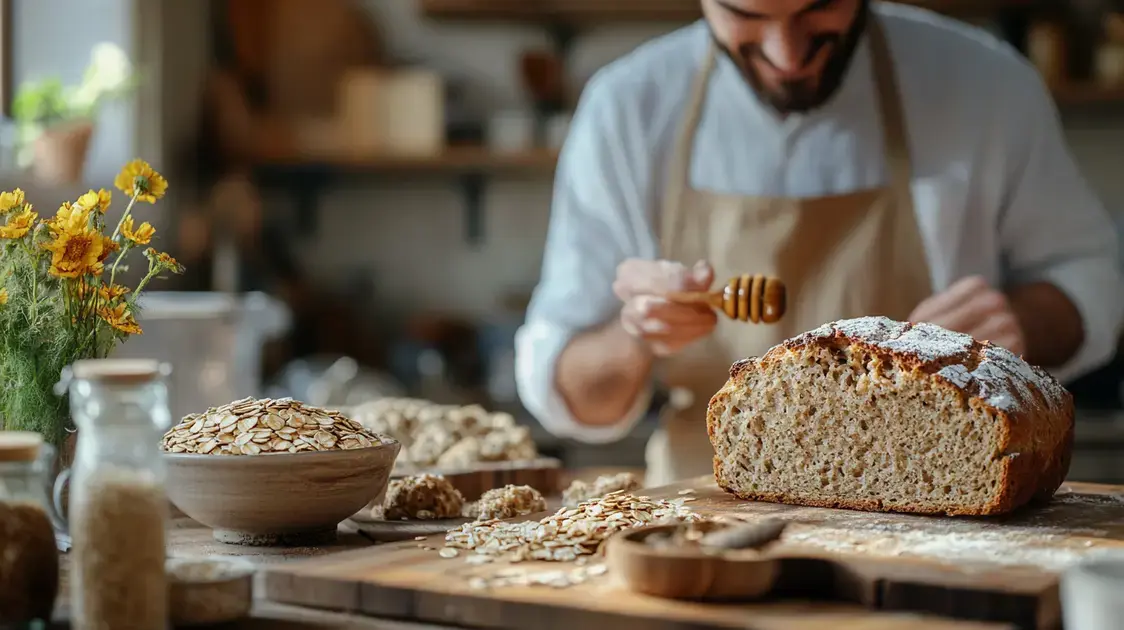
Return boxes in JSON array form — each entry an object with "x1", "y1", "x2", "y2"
[
  {"x1": 605, "y1": 522, "x2": 783, "y2": 601},
  {"x1": 165, "y1": 440, "x2": 401, "y2": 546},
  {"x1": 167, "y1": 556, "x2": 255, "y2": 625}
]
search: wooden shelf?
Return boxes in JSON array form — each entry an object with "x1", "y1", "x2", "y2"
[
  {"x1": 254, "y1": 146, "x2": 559, "y2": 174},
  {"x1": 419, "y1": 0, "x2": 1038, "y2": 23},
  {"x1": 251, "y1": 146, "x2": 558, "y2": 247}
]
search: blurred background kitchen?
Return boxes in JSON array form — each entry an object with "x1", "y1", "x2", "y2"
[{"x1": 6, "y1": 0, "x2": 1124, "y2": 480}]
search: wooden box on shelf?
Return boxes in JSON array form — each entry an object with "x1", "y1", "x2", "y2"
[{"x1": 339, "y1": 68, "x2": 446, "y2": 158}]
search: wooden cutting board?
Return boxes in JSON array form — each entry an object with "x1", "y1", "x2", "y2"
[{"x1": 262, "y1": 478, "x2": 1124, "y2": 630}]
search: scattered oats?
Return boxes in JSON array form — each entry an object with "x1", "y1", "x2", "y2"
[
  {"x1": 463, "y1": 562, "x2": 611, "y2": 591},
  {"x1": 383, "y1": 474, "x2": 464, "y2": 521},
  {"x1": 414, "y1": 536, "x2": 427, "y2": 541},
  {"x1": 161, "y1": 398, "x2": 391, "y2": 456},
  {"x1": 444, "y1": 492, "x2": 701, "y2": 564},
  {"x1": 562, "y1": 473, "x2": 641, "y2": 508},
  {"x1": 438, "y1": 548, "x2": 459, "y2": 559},
  {"x1": 678, "y1": 489, "x2": 695, "y2": 495}
]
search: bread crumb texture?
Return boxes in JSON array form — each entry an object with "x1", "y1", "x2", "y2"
[{"x1": 707, "y1": 316, "x2": 1074, "y2": 516}]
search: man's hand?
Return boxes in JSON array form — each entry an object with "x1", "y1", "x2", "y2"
[
  {"x1": 908, "y1": 275, "x2": 1027, "y2": 357},
  {"x1": 614, "y1": 259, "x2": 718, "y2": 356}
]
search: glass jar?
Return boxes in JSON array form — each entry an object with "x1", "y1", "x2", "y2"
[
  {"x1": 64, "y1": 358, "x2": 172, "y2": 630},
  {"x1": 0, "y1": 431, "x2": 61, "y2": 625}
]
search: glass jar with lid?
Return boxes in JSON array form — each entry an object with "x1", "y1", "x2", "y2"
[
  {"x1": 63, "y1": 358, "x2": 172, "y2": 630},
  {"x1": 0, "y1": 430, "x2": 61, "y2": 625}
]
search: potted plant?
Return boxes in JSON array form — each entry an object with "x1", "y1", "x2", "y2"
[
  {"x1": 12, "y1": 42, "x2": 136, "y2": 185},
  {"x1": 0, "y1": 159, "x2": 184, "y2": 459}
]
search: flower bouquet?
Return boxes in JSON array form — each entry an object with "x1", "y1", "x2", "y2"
[{"x1": 0, "y1": 159, "x2": 183, "y2": 448}]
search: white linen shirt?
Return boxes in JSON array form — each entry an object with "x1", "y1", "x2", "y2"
[{"x1": 515, "y1": 2, "x2": 1124, "y2": 443}]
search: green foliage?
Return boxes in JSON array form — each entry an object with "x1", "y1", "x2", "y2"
[{"x1": 11, "y1": 78, "x2": 75, "y2": 127}]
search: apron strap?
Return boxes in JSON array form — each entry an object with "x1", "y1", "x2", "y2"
[
  {"x1": 659, "y1": 13, "x2": 916, "y2": 257},
  {"x1": 659, "y1": 39, "x2": 717, "y2": 255},
  {"x1": 866, "y1": 16, "x2": 915, "y2": 222}
]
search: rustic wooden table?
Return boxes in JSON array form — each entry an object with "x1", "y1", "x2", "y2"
[
  {"x1": 50, "y1": 468, "x2": 1019, "y2": 630},
  {"x1": 53, "y1": 515, "x2": 1009, "y2": 630}
]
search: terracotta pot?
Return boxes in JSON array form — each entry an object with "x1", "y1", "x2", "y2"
[{"x1": 31, "y1": 119, "x2": 94, "y2": 186}]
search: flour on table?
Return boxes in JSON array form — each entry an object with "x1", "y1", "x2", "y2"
[{"x1": 780, "y1": 524, "x2": 1103, "y2": 572}]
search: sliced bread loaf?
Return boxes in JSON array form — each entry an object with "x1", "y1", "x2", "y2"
[{"x1": 706, "y1": 316, "x2": 1073, "y2": 516}]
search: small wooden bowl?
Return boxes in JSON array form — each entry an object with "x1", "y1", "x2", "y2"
[
  {"x1": 167, "y1": 556, "x2": 255, "y2": 625},
  {"x1": 165, "y1": 440, "x2": 401, "y2": 546},
  {"x1": 605, "y1": 522, "x2": 784, "y2": 601}
]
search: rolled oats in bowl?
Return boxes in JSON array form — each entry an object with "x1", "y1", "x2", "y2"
[{"x1": 161, "y1": 397, "x2": 391, "y2": 456}]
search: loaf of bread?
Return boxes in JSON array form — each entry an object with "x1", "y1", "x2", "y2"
[{"x1": 707, "y1": 316, "x2": 1073, "y2": 516}]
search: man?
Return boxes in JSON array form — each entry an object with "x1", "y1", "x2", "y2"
[{"x1": 515, "y1": 0, "x2": 1124, "y2": 487}]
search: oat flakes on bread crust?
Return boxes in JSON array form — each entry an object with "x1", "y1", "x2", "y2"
[{"x1": 706, "y1": 316, "x2": 1073, "y2": 516}]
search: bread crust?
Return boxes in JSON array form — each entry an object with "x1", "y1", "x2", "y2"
[{"x1": 706, "y1": 317, "x2": 1074, "y2": 516}]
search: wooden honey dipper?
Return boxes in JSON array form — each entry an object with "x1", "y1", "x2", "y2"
[{"x1": 667, "y1": 274, "x2": 786, "y2": 323}]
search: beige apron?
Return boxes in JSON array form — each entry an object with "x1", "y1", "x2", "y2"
[{"x1": 645, "y1": 17, "x2": 934, "y2": 488}]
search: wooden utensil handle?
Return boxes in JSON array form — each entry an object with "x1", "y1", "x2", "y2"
[
  {"x1": 666, "y1": 274, "x2": 786, "y2": 324},
  {"x1": 664, "y1": 291, "x2": 721, "y2": 309}
]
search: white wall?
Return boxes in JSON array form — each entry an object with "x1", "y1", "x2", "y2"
[
  {"x1": 10, "y1": 0, "x2": 135, "y2": 184},
  {"x1": 284, "y1": 0, "x2": 1124, "y2": 318}
]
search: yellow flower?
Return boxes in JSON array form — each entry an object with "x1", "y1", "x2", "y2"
[
  {"x1": 46, "y1": 202, "x2": 90, "y2": 234},
  {"x1": 144, "y1": 247, "x2": 184, "y2": 273},
  {"x1": 76, "y1": 189, "x2": 112, "y2": 213},
  {"x1": 114, "y1": 160, "x2": 167, "y2": 203},
  {"x1": 77, "y1": 282, "x2": 129, "y2": 303},
  {"x1": 0, "y1": 208, "x2": 37, "y2": 239},
  {"x1": 120, "y1": 215, "x2": 155, "y2": 245},
  {"x1": 42, "y1": 227, "x2": 108, "y2": 278},
  {"x1": 100, "y1": 284, "x2": 130, "y2": 302},
  {"x1": 0, "y1": 288, "x2": 8, "y2": 305},
  {"x1": 0, "y1": 189, "x2": 24, "y2": 213},
  {"x1": 97, "y1": 302, "x2": 143, "y2": 336}
]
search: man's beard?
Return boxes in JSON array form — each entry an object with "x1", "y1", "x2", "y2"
[{"x1": 711, "y1": 4, "x2": 869, "y2": 114}]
